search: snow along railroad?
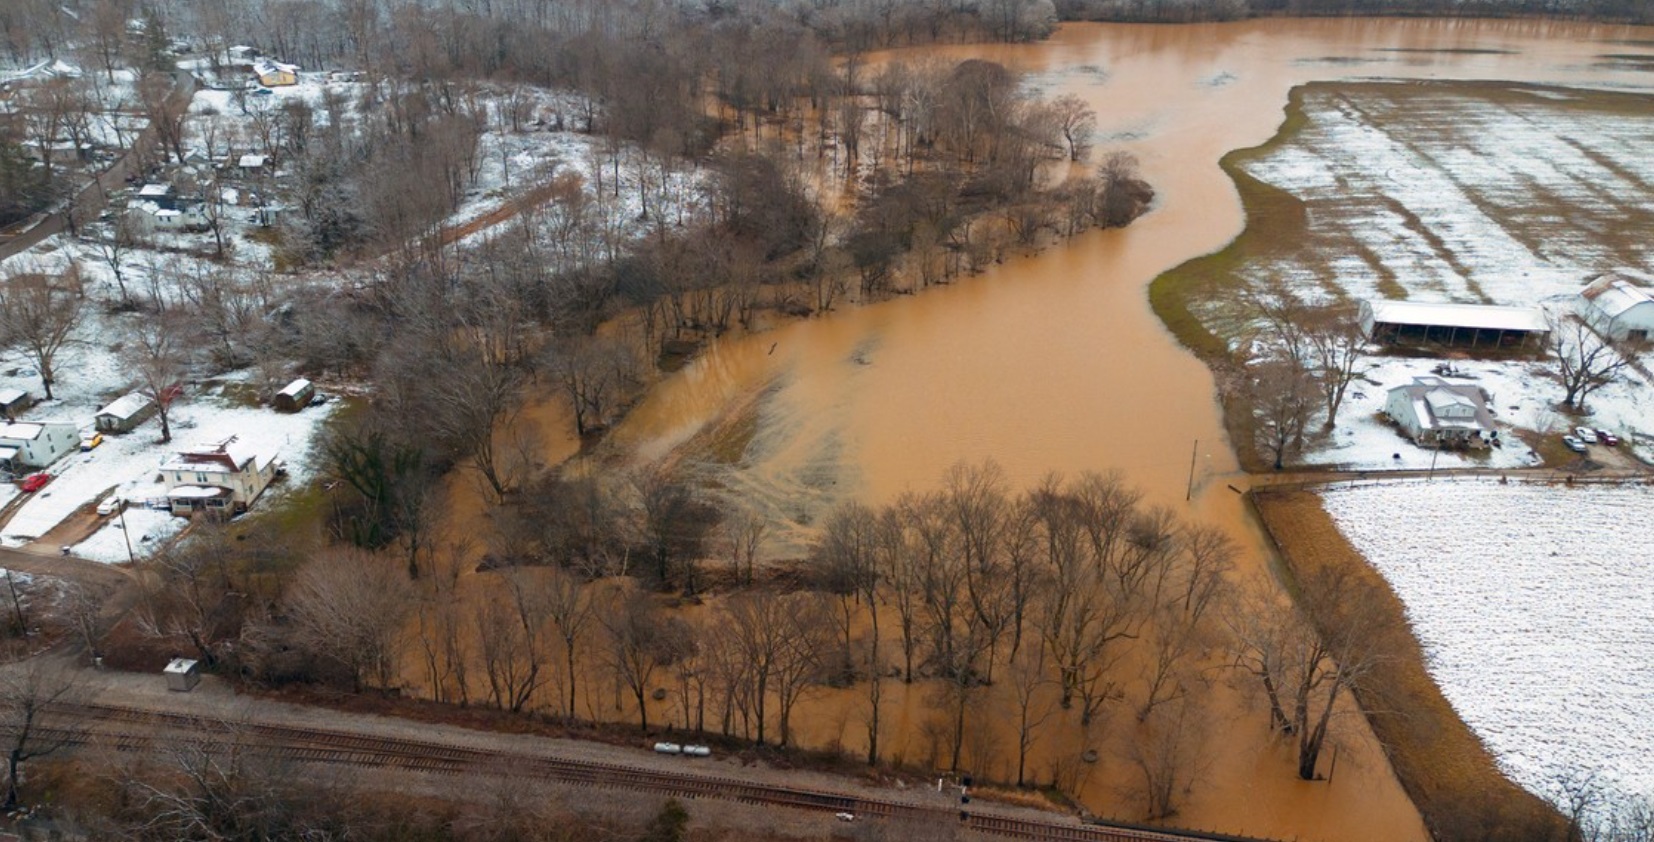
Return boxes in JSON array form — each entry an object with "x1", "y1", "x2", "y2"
[{"x1": 1319, "y1": 481, "x2": 1654, "y2": 807}]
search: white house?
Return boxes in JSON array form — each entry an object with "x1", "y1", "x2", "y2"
[
  {"x1": 0, "y1": 421, "x2": 79, "y2": 474},
  {"x1": 1579, "y1": 270, "x2": 1654, "y2": 344},
  {"x1": 162, "y1": 440, "x2": 278, "y2": 515},
  {"x1": 1384, "y1": 376, "x2": 1498, "y2": 450},
  {"x1": 127, "y1": 201, "x2": 208, "y2": 234}
]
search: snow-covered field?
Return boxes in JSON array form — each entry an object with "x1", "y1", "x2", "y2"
[
  {"x1": 1321, "y1": 482, "x2": 1654, "y2": 806},
  {"x1": 1238, "y1": 84, "x2": 1654, "y2": 307},
  {"x1": 1198, "y1": 82, "x2": 1654, "y2": 466}
]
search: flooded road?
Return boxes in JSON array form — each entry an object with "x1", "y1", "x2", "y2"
[{"x1": 591, "y1": 17, "x2": 1654, "y2": 840}]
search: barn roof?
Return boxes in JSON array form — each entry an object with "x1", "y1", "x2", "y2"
[
  {"x1": 1581, "y1": 271, "x2": 1654, "y2": 320},
  {"x1": 1364, "y1": 300, "x2": 1549, "y2": 333}
]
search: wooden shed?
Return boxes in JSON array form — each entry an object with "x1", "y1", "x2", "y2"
[
  {"x1": 0, "y1": 389, "x2": 32, "y2": 422},
  {"x1": 273, "y1": 378, "x2": 314, "y2": 412}
]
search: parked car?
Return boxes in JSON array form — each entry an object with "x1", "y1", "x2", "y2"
[
  {"x1": 80, "y1": 432, "x2": 103, "y2": 451},
  {"x1": 1596, "y1": 429, "x2": 1620, "y2": 446},
  {"x1": 1562, "y1": 435, "x2": 1588, "y2": 454},
  {"x1": 19, "y1": 473, "x2": 50, "y2": 493},
  {"x1": 96, "y1": 496, "x2": 125, "y2": 516},
  {"x1": 1574, "y1": 427, "x2": 1598, "y2": 444},
  {"x1": 835, "y1": 813, "x2": 856, "y2": 822}
]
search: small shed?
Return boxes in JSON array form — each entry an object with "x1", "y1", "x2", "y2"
[
  {"x1": 164, "y1": 657, "x2": 200, "y2": 692},
  {"x1": 95, "y1": 392, "x2": 157, "y2": 433},
  {"x1": 273, "y1": 378, "x2": 313, "y2": 412},
  {"x1": 0, "y1": 389, "x2": 32, "y2": 421}
]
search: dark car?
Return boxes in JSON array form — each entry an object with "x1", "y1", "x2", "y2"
[{"x1": 1596, "y1": 429, "x2": 1620, "y2": 447}]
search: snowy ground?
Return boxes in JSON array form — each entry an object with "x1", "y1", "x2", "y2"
[
  {"x1": 1306, "y1": 354, "x2": 1654, "y2": 470},
  {"x1": 1198, "y1": 82, "x2": 1654, "y2": 467},
  {"x1": 1236, "y1": 84, "x2": 1654, "y2": 306},
  {"x1": 1320, "y1": 482, "x2": 1654, "y2": 808},
  {"x1": 0, "y1": 238, "x2": 337, "y2": 556}
]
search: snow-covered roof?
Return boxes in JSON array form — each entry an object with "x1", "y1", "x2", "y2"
[
  {"x1": 1581, "y1": 271, "x2": 1654, "y2": 320},
  {"x1": 0, "y1": 447, "x2": 18, "y2": 461},
  {"x1": 168, "y1": 485, "x2": 230, "y2": 498},
  {"x1": 162, "y1": 440, "x2": 268, "y2": 475},
  {"x1": 0, "y1": 423, "x2": 45, "y2": 441},
  {"x1": 237, "y1": 154, "x2": 268, "y2": 168},
  {"x1": 277, "y1": 378, "x2": 311, "y2": 398},
  {"x1": 1389, "y1": 376, "x2": 1495, "y2": 432},
  {"x1": 1364, "y1": 300, "x2": 1549, "y2": 333},
  {"x1": 137, "y1": 183, "x2": 172, "y2": 198},
  {"x1": 97, "y1": 392, "x2": 153, "y2": 421},
  {"x1": 0, "y1": 389, "x2": 27, "y2": 405},
  {"x1": 253, "y1": 58, "x2": 298, "y2": 76},
  {"x1": 164, "y1": 658, "x2": 199, "y2": 674}
]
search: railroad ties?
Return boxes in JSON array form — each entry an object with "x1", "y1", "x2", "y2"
[{"x1": 20, "y1": 702, "x2": 1272, "y2": 842}]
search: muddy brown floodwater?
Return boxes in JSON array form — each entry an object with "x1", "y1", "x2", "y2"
[{"x1": 579, "y1": 17, "x2": 1654, "y2": 841}]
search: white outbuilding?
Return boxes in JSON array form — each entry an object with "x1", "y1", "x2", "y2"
[{"x1": 1578, "y1": 270, "x2": 1654, "y2": 344}]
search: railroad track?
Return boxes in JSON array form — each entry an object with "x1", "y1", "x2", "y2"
[{"x1": 26, "y1": 702, "x2": 1274, "y2": 842}]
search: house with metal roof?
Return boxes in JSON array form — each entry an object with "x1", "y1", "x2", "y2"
[{"x1": 1383, "y1": 376, "x2": 1498, "y2": 450}]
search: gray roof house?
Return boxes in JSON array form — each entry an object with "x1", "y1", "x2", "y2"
[{"x1": 1384, "y1": 376, "x2": 1498, "y2": 450}]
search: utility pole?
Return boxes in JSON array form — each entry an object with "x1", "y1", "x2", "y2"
[{"x1": 1186, "y1": 438, "x2": 1199, "y2": 501}]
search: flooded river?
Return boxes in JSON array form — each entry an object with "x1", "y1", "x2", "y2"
[{"x1": 590, "y1": 17, "x2": 1654, "y2": 840}]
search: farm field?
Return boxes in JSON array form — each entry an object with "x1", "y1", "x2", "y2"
[
  {"x1": 1319, "y1": 481, "x2": 1654, "y2": 809},
  {"x1": 1157, "y1": 80, "x2": 1654, "y2": 468}
]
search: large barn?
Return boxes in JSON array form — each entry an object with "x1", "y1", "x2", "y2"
[
  {"x1": 1359, "y1": 300, "x2": 1550, "y2": 350},
  {"x1": 1578, "y1": 270, "x2": 1654, "y2": 344}
]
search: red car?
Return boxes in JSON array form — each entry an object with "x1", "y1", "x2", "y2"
[
  {"x1": 1595, "y1": 430, "x2": 1620, "y2": 447},
  {"x1": 18, "y1": 473, "x2": 50, "y2": 493}
]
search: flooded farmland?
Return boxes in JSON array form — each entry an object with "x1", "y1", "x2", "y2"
[{"x1": 551, "y1": 17, "x2": 1654, "y2": 841}]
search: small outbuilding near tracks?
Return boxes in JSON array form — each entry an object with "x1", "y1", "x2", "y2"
[
  {"x1": 164, "y1": 658, "x2": 201, "y2": 692},
  {"x1": 1360, "y1": 300, "x2": 1550, "y2": 350}
]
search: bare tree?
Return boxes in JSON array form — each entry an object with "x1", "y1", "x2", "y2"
[
  {"x1": 1224, "y1": 566, "x2": 1393, "y2": 780},
  {"x1": 1249, "y1": 356, "x2": 1315, "y2": 471},
  {"x1": 600, "y1": 584, "x2": 691, "y2": 732},
  {"x1": 0, "y1": 264, "x2": 84, "y2": 400},
  {"x1": 129, "y1": 314, "x2": 190, "y2": 444},
  {"x1": 1050, "y1": 94, "x2": 1096, "y2": 162},
  {"x1": 1127, "y1": 695, "x2": 1207, "y2": 820},
  {"x1": 0, "y1": 660, "x2": 83, "y2": 810},
  {"x1": 1549, "y1": 315, "x2": 1634, "y2": 414},
  {"x1": 284, "y1": 550, "x2": 414, "y2": 692}
]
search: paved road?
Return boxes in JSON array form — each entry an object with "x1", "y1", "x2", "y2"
[{"x1": 0, "y1": 69, "x2": 195, "y2": 262}]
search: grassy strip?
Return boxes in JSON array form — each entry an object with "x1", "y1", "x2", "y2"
[
  {"x1": 1251, "y1": 489, "x2": 1566, "y2": 842},
  {"x1": 1148, "y1": 85, "x2": 1315, "y2": 471}
]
